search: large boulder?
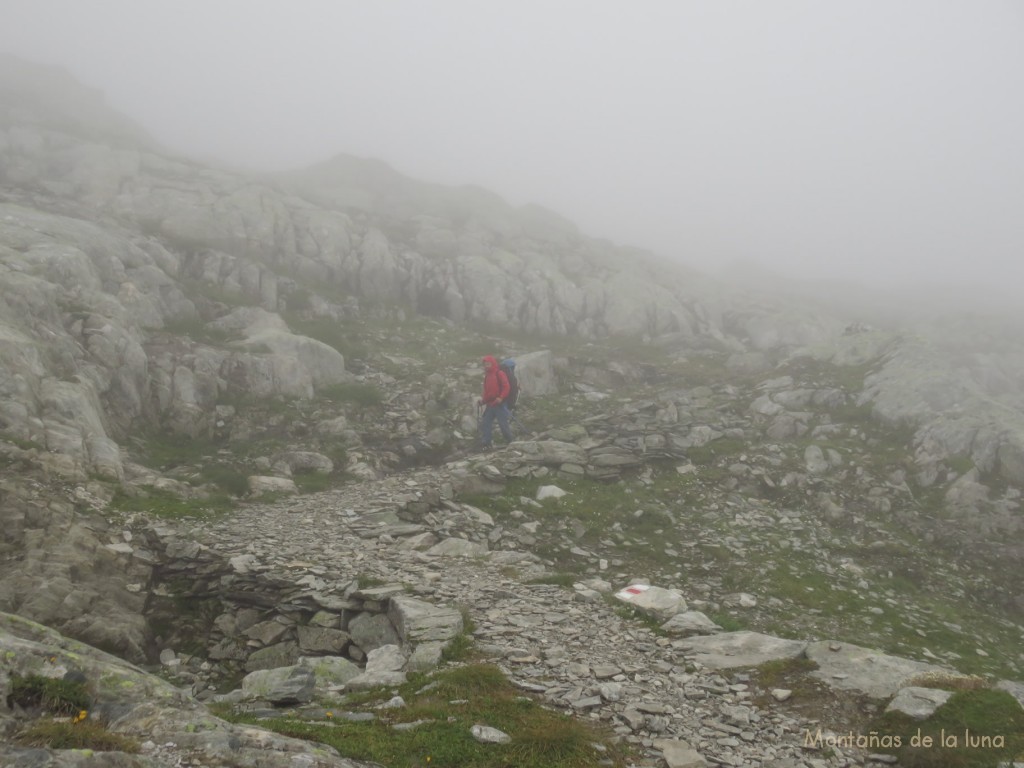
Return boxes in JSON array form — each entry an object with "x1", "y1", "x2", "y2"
[
  {"x1": 388, "y1": 595, "x2": 464, "y2": 645},
  {"x1": 344, "y1": 644, "x2": 407, "y2": 690},
  {"x1": 675, "y1": 632, "x2": 807, "y2": 670},
  {"x1": 805, "y1": 641, "x2": 954, "y2": 699},
  {"x1": 0, "y1": 611, "x2": 374, "y2": 767},
  {"x1": 0, "y1": 485, "x2": 151, "y2": 663},
  {"x1": 614, "y1": 584, "x2": 687, "y2": 621},
  {"x1": 512, "y1": 350, "x2": 558, "y2": 397},
  {"x1": 240, "y1": 665, "x2": 315, "y2": 704}
]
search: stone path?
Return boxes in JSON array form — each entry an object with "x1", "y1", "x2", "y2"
[{"x1": 179, "y1": 465, "x2": 866, "y2": 768}]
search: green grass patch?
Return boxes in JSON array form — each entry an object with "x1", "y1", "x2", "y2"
[
  {"x1": 9, "y1": 675, "x2": 90, "y2": 715},
  {"x1": 752, "y1": 657, "x2": 820, "y2": 691},
  {"x1": 109, "y1": 488, "x2": 235, "y2": 518},
  {"x1": 868, "y1": 689, "x2": 1024, "y2": 767},
  {"x1": 13, "y1": 719, "x2": 141, "y2": 752},
  {"x1": 463, "y1": 448, "x2": 1022, "y2": 681},
  {"x1": 458, "y1": 470, "x2": 717, "y2": 578},
  {"x1": 285, "y1": 316, "x2": 370, "y2": 361},
  {"x1": 760, "y1": 564, "x2": 850, "y2": 609},
  {"x1": 222, "y1": 663, "x2": 629, "y2": 767},
  {"x1": 134, "y1": 432, "x2": 223, "y2": 471},
  {"x1": 0, "y1": 430, "x2": 45, "y2": 451},
  {"x1": 134, "y1": 416, "x2": 319, "y2": 501},
  {"x1": 440, "y1": 632, "x2": 477, "y2": 663},
  {"x1": 198, "y1": 463, "x2": 250, "y2": 496},
  {"x1": 709, "y1": 613, "x2": 747, "y2": 632},
  {"x1": 870, "y1": 597, "x2": 1023, "y2": 679},
  {"x1": 505, "y1": 716, "x2": 613, "y2": 766},
  {"x1": 354, "y1": 574, "x2": 389, "y2": 589}
]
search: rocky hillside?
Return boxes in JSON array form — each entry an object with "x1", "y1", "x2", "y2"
[{"x1": 1, "y1": 55, "x2": 1023, "y2": 766}]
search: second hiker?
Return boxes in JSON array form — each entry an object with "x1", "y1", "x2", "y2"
[
  {"x1": 478, "y1": 355, "x2": 513, "y2": 449},
  {"x1": 500, "y1": 358, "x2": 519, "y2": 412}
]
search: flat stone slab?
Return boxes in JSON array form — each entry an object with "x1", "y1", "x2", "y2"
[
  {"x1": 425, "y1": 538, "x2": 488, "y2": 557},
  {"x1": 654, "y1": 738, "x2": 708, "y2": 767},
  {"x1": 675, "y1": 631, "x2": 807, "y2": 669},
  {"x1": 885, "y1": 686, "x2": 953, "y2": 720},
  {"x1": 351, "y1": 585, "x2": 407, "y2": 601},
  {"x1": 389, "y1": 594, "x2": 464, "y2": 644},
  {"x1": 407, "y1": 641, "x2": 445, "y2": 672},
  {"x1": 614, "y1": 583, "x2": 687, "y2": 621},
  {"x1": 806, "y1": 641, "x2": 952, "y2": 699}
]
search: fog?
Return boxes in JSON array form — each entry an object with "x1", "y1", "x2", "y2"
[{"x1": 2, "y1": 1, "x2": 1023, "y2": 294}]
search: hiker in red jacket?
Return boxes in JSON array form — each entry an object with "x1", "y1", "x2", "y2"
[{"x1": 478, "y1": 355, "x2": 513, "y2": 449}]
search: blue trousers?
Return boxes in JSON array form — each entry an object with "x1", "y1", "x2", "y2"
[{"x1": 480, "y1": 404, "x2": 513, "y2": 446}]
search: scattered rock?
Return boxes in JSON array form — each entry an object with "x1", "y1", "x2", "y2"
[{"x1": 471, "y1": 724, "x2": 512, "y2": 744}]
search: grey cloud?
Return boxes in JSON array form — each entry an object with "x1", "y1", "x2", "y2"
[{"x1": 1, "y1": 0, "x2": 1021, "y2": 294}]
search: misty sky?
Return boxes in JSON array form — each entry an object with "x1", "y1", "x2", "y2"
[{"x1": 2, "y1": 1, "x2": 1023, "y2": 290}]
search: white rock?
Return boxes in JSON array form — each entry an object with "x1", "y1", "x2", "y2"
[
  {"x1": 536, "y1": 484, "x2": 568, "y2": 500},
  {"x1": 614, "y1": 583, "x2": 687, "y2": 620},
  {"x1": 471, "y1": 724, "x2": 511, "y2": 744}
]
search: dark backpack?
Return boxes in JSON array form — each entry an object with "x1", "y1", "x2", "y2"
[{"x1": 500, "y1": 362, "x2": 519, "y2": 409}]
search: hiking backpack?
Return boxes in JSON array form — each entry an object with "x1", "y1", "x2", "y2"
[{"x1": 500, "y1": 359, "x2": 519, "y2": 409}]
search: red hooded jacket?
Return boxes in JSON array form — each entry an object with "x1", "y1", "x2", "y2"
[{"x1": 481, "y1": 355, "x2": 510, "y2": 406}]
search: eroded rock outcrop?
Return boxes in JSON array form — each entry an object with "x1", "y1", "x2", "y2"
[{"x1": 0, "y1": 612, "x2": 380, "y2": 768}]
